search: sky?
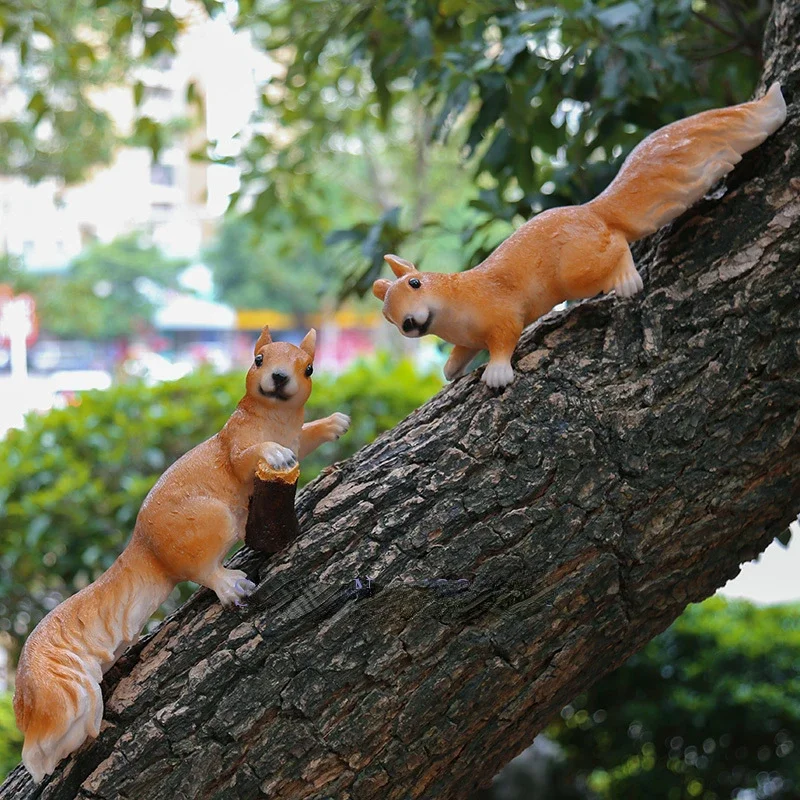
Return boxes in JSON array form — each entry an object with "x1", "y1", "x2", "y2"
[{"x1": 719, "y1": 520, "x2": 800, "y2": 605}]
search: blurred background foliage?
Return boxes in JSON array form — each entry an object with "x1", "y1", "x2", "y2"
[
  {"x1": 0, "y1": 694, "x2": 22, "y2": 784},
  {"x1": 0, "y1": 356, "x2": 443, "y2": 653},
  {"x1": 482, "y1": 598, "x2": 800, "y2": 800},
  {"x1": 0, "y1": 236, "x2": 186, "y2": 340},
  {"x1": 233, "y1": 0, "x2": 769, "y2": 295}
]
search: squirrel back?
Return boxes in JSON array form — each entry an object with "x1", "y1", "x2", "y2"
[{"x1": 588, "y1": 83, "x2": 787, "y2": 242}]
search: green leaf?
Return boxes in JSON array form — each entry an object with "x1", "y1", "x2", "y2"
[{"x1": 113, "y1": 15, "x2": 133, "y2": 39}]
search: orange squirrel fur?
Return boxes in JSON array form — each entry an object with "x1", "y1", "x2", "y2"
[
  {"x1": 373, "y1": 83, "x2": 787, "y2": 388},
  {"x1": 13, "y1": 326, "x2": 350, "y2": 782}
]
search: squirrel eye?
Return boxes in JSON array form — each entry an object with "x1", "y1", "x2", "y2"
[
  {"x1": 254, "y1": 354, "x2": 263, "y2": 367},
  {"x1": 305, "y1": 364, "x2": 313, "y2": 377},
  {"x1": 409, "y1": 278, "x2": 421, "y2": 289}
]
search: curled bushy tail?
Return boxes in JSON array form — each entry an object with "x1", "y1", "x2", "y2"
[
  {"x1": 14, "y1": 647, "x2": 104, "y2": 782},
  {"x1": 13, "y1": 547, "x2": 173, "y2": 782},
  {"x1": 588, "y1": 83, "x2": 787, "y2": 242}
]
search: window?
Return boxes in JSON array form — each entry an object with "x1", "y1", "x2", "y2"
[
  {"x1": 150, "y1": 163, "x2": 175, "y2": 186},
  {"x1": 152, "y1": 53, "x2": 174, "y2": 72},
  {"x1": 143, "y1": 85, "x2": 174, "y2": 102}
]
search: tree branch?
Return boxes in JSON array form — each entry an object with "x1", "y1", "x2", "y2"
[{"x1": 2, "y1": 3, "x2": 799, "y2": 798}]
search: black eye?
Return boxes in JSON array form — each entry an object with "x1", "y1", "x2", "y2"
[
  {"x1": 305, "y1": 364, "x2": 313, "y2": 377},
  {"x1": 409, "y1": 278, "x2": 421, "y2": 289},
  {"x1": 254, "y1": 354, "x2": 263, "y2": 367}
]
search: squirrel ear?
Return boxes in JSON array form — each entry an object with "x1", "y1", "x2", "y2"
[
  {"x1": 372, "y1": 279, "x2": 391, "y2": 301},
  {"x1": 254, "y1": 325, "x2": 272, "y2": 354},
  {"x1": 299, "y1": 328, "x2": 316, "y2": 359},
  {"x1": 384, "y1": 254, "x2": 418, "y2": 278}
]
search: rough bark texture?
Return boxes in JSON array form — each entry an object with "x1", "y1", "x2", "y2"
[{"x1": 3, "y1": 5, "x2": 800, "y2": 798}]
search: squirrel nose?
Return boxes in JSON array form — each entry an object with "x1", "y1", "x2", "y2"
[
  {"x1": 272, "y1": 370, "x2": 289, "y2": 386},
  {"x1": 402, "y1": 316, "x2": 416, "y2": 333}
]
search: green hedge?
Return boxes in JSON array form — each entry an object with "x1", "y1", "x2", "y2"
[
  {"x1": 544, "y1": 596, "x2": 800, "y2": 799},
  {"x1": 0, "y1": 692, "x2": 23, "y2": 782},
  {"x1": 0, "y1": 355, "x2": 442, "y2": 649}
]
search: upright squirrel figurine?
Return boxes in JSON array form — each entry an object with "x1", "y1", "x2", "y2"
[
  {"x1": 374, "y1": 83, "x2": 787, "y2": 387},
  {"x1": 13, "y1": 326, "x2": 350, "y2": 782}
]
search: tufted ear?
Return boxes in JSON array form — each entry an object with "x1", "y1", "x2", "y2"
[
  {"x1": 299, "y1": 328, "x2": 316, "y2": 359},
  {"x1": 254, "y1": 325, "x2": 272, "y2": 354},
  {"x1": 372, "y1": 279, "x2": 391, "y2": 301},
  {"x1": 384, "y1": 253, "x2": 418, "y2": 278}
]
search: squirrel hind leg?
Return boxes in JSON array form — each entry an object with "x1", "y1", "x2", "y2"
[
  {"x1": 205, "y1": 567, "x2": 256, "y2": 607},
  {"x1": 606, "y1": 248, "x2": 644, "y2": 298}
]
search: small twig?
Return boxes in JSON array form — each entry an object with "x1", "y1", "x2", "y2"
[{"x1": 692, "y1": 8, "x2": 738, "y2": 40}]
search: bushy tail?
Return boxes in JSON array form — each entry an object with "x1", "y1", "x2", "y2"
[
  {"x1": 14, "y1": 643, "x2": 104, "y2": 783},
  {"x1": 588, "y1": 83, "x2": 787, "y2": 242},
  {"x1": 13, "y1": 547, "x2": 172, "y2": 782}
]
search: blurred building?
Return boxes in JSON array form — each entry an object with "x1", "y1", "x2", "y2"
[{"x1": 0, "y1": 8, "x2": 261, "y2": 269}]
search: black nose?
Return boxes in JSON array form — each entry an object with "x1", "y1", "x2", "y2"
[
  {"x1": 272, "y1": 370, "x2": 289, "y2": 386},
  {"x1": 402, "y1": 316, "x2": 416, "y2": 333}
]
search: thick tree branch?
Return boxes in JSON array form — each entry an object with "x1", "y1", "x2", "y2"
[{"x1": 3, "y1": 4, "x2": 800, "y2": 798}]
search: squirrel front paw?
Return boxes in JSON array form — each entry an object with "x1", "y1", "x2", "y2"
[
  {"x1": 444, "y1": 362, "x2": 467, "y2": 381},
  {"x1": 324, "y1": 412, "x2": 350, "y2": 441},
  {"x1": 261, "y1": 442, "x2": 298, "y2": 470}
]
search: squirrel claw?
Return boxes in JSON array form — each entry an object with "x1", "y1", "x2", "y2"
[{"x1": 210, "y1": 569, "x2": 257, "y2": 606}]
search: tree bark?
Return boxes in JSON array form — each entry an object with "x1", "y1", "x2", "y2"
[{"x1": 3, "y1": 5, "x2": 800, "y2": 798}]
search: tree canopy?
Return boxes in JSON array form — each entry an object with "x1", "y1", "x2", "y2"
[{"x1": 0, "y1": 0, "x2": 210, "y2": 182}]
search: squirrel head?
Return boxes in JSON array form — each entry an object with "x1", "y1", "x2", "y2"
[
  {"x1": 373, "y1": 254, "x2": 437, "y2": 339},
  {"x1": 246, "y1": 326, "x2": 316, "y2": 409}
]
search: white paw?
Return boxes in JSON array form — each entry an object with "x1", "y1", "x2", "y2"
[
  {"x1": 614, "y1": 267, "x2": 644, "y2": 298},
  {"x1": 211, "y1": 569, "x2": 256, "y2": 607},
  {"x1": 482, "y1": 361, "x2": 515, "y2": 388},
  {"x1": 262, "y1": 442, "x2": 298, "y2": 471},
  {"x1": 327, "y1": 412, "x2": 350, "y2": 440}
]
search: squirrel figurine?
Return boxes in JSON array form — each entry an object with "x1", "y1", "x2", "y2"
[
  {"x1": 13, "y1": 326, "x2": 350, "y2": 782},
  {"x1": 373, "y1": 83, "x2": 787, "y2": 388}
]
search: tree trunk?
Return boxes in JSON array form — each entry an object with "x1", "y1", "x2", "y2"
[{"x1": 3, "y1": 6, "x2": 800, "y2": 799}]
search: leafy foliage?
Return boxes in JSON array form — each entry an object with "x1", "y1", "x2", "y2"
[
  {"x1": 543, "y1": 597, "x2": 800, "y2": 800},
  {"x1": 228, "y1": 0, "x2": 768, "y2": 293},
  {"x1": 6, "y1": 1, "x2": 765, "y2": 297},
  {"x1": 0, "y1": 0, "x2": 211, "y2": 182},
  {"x1": 0, "y1": 356, "x2": 442, "y2": 652},
  {"x1": 203, "y1": 212, "x2": 357, "y2": 315},
  {"x1": 0, "y1": 693, "x2": 23, "y2": 783}
]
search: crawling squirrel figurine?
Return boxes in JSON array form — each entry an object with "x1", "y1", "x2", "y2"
[
  {"x1": 374, "y1": 83, "x2": 787, "y2": 388},
  {"x1": 13, "y1": 325, "x2": 350, "y2": 782}
]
